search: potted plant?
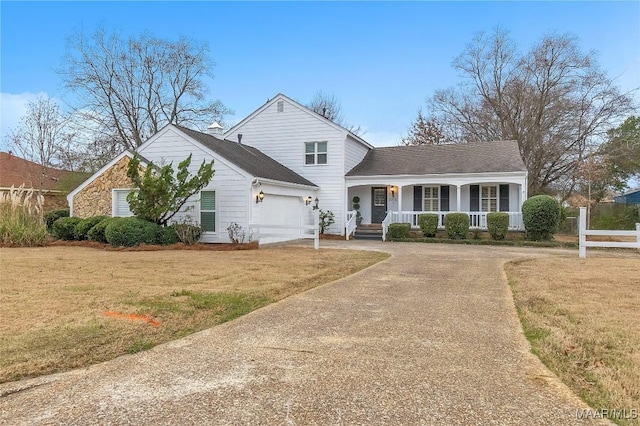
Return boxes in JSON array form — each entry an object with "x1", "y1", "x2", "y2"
[{"x1": 352, "y1": 196, "x2": 363, "y2": 226}]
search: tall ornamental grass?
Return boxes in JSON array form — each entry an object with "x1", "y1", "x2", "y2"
[{"x1": 0, "y1": 186, "x2": 48, "y2": 246}]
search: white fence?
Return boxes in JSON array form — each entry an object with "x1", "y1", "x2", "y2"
[
  {"x1": 250, "y1": 210, "x2": 320, "y2": 249},
  {"x1": 579, "y1": 207, "x2": 640, "y2": 258}
]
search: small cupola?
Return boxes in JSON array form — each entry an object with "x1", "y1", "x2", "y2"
[{"x1": 206, "y1": 122, "x2": 224, "y2": 136}]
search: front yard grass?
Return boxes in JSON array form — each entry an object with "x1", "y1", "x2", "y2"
[
  {"x1": 0, "y1": 246, "x2": 389, "y2": 383},
  {"x1": 505, "y1": 256, "x2": 640, "y2": 425}
]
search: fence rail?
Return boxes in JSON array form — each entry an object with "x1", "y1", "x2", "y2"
[
  {"x1": 345, "y1": 210, "x2": 357, "y2": 241},
  {"x1": 578, "y1": 207, "x2": 640, "y2": 258}
]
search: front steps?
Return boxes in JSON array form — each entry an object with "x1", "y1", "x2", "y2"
[{"x1": 352, "y1": 224, "x2": 383, "y2": 240}]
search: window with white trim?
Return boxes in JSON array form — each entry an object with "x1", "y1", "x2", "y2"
[
  {"x1": 481, "y1": 186, "x2": 498, "y2": 212},
  {"x1": 113, "y1": 189, "x2": 134, "y2": 217},
  {"x1": 423, "y1": 186, "x2": 439, "y2": 211},
  {"x1": 304, "y1": 141, "x2": 327, "y2": 165},
  {"x1": 200, "y1": 190, "x2": 216, "y2": 233}
]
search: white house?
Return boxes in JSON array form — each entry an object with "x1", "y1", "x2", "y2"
[{"x1": 68, "y1": 93, "x2": 528, "y2": 243}]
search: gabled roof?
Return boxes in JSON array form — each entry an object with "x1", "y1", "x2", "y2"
[
  {"x1": 66, "y1": 150, "x2": 145, "y2": 202},
  {"x1": 223, "y1": 93, "x2": 373, "y2": 150},
  {"x1": 0, "y1": 151, "x2": 89, "y2": 192},
  {"x1": 175, "y1": 126, "x2": 317, "y2": 188},
  {"x1": 346, "y1": 140, "x2": 527, "y2": 177}
]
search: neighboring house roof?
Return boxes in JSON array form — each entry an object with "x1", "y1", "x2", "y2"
[
  {"x1": 223, "y1": 93, "x2": 374, "y2": 150},
  {"x1": 614, "y1": 188, "x2": 640, "y2": 204},
  {"x1": 0, "y1": 151, "x2": 88, "y2": 192},
  {"x1": 175, "y1": 125, "x2": 318, "y2": 187},
  {"x1": 346, "y1": 140, "x2": 528, "y2": 177}
]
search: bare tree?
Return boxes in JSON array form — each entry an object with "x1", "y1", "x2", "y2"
[
  {"x1": 425, "y1": 28, "x2": 635, "y2": 196},
  {"x1": 59, "y1": 28, "x2": 231, "y2": 151},
  {"x1": 401, "y1": 110, "x2": 449, "y2": 145},
  {"x1": 5, "y1": 95, "x2": 75, "y2": 188},
  {"x1": 307, "y1": 90, "x2": 363, "y2": 136}
]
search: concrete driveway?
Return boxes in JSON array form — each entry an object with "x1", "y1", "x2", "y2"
[{"x1": 0, "y1": 241, "x2": 608, "y2": 425}]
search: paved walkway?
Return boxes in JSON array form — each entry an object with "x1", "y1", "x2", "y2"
[{"x1": 0, "y1": 241, "x2": 608, "y2": 425}]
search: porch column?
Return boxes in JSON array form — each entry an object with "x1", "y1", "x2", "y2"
[
  {"x1": 456, "y1": 185, "x2": 461, "y2": 212},
  {"x1": 397, "y1": 185, "x2": 403, "y2": 213}
]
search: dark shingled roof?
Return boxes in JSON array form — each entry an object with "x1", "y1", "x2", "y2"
[
  {"x1": 176, "y1": 126, "x2": 317, "y2": 187},
  {"x1": 346, "y1": 140, "x2": 527, "y2": 176}
]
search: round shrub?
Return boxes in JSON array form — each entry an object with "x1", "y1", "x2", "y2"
[
  {"x1": 44, "y1": 209, "x2": 69, "y2": 231},
  {"x1": 418, "y1": 213, "x2": 438, "y2": 237},
  {"x1": 487, "y1": 212, "x2": 509, "y2": 240},
  {"x1": 445, "y1": 213, "x2": 469, "y2": 239},
  {"x1": 104, "y1": 217, "x2": 160, "y2": 247},
  {"x1": 51, "y1": 217, "x2": 83, "y2": 241},
  {"x1": 522, "y1": 195, "x2": 560, "y2": 241},
  {"x1": 158, "y1": 225, "x2": 180, "y2": 245},
  {"x1": 74, "y1": 216, "x2": 108, "y2": 241},
  {"x1": 87, "y1": 217, "x2": 118, "y2": 243},
  {"x1": 387, "y1": 223, "x2": 411, "y2": 240}
]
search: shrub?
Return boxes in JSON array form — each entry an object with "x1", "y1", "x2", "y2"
[
  {"x1": 158, "y1": 225, "x2": 180, "y2": 245},
  {"x1": 387, "y1": 223, "x2": 411, "y2": 240},
  {"x1": 44, "y1": 209, "x2": 69, "y2": 231},
  {"x1": 74, "y1": 216, "x2": 108, "y2": 240},
  {"x1": 0, "y1": 186, "x2": 48, "y2": 246},
  {"x1": 52, "y1": 217, "x2": 83, "y2": 241},
  {"x1": 319, "y1": 209, "x2": 335, "y2": 234},
  {"x1": 87, "y1": 217, "x2": 118, "y2": 243},
  {"x1": 487, "y1": 212, "x2": 509, "y2": 240},
  {"x1": 445, "y1": 213, "x2": 469, "y2": 239},
  {"x1": 522, "y1": 195, "x2": 560, "y2": 241},
  {"x1": 418, "y1": 213, "x2": 438, "y2": 237},
  {"x1": 173, "y1": 222, "x2": 202, "y2": 245},
  {"x1": 104, "y1": 217, "x2": 159, "y2": 247},
  {"x1": 226, "y1": 222, "x2": 247, "y2": 244}
]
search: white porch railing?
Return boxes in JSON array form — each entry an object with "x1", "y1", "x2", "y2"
[
  {"x1": 345, "y1": 210, "x2": 357, "y2": 240},
  {"x1": 385, "y1": 211, "x2": 524, "y2": 231},
  {"x1": 578, "y1": 207, "x2": 639, "y2": 258},
  {"x1": 382, "y1": 212, "x2": 393, "y2": 241}
]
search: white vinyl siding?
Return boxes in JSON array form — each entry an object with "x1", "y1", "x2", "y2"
[
  {"x1": 344, "y1": 136, "x2": 369, "y2": 173},
  {"x1": 423, "y1": 186, "x2": 439, "y2": 211},
  {"x1": 137, "y1": 127, "x2": 252, "y2": 243},
  {"x1": 112, "y1": 189, "x2": 134, "y2": 217},
  {"x1": 481, "y1": 185, "x2": 498, "y2": 212},
  {"x1": 200, "y1": 191, "x2": 216, "y2": 233},
  {"x1": 305, "y1": 141, "x2": 327, "y2": 165}
]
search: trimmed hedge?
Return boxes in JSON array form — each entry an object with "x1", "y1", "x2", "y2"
[
  {"x1": 158, "y1": 225, "x2": 180, "y2": 245},
  {"x1": 487, "y1": 212, "x2": 509, "y2": 240},
  {"x1": 87, "y1": 217, "x2": 118, "y2": 243},
  {"x1": 418, "y1": 213, "x2": 438, "y2": 237},
  {"x1": 522, "y1": 195, "x2": 560, "y2": 241},
  {"x1": 74, "y1": 216, "x2": 108, "y2": 241},
  {"x1": 51, "y1": 217, "x2": 83, "y2": 241},
  {"x1": 445, "y1": 213, "x2": 469, "y2": 239},
  {"x1": 104, "y1": 217, "x2": 160, "y2": 247},
  {"x1": 387, "y1": 223, "x2": 411, "y2": 240},
  {"x1": 44, "y1": 209, "x2": 69, "y2": 231}
]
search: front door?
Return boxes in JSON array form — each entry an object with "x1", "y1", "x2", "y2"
[{"x1": 371, "y1": 187, "x2": 388, "y2": 223}]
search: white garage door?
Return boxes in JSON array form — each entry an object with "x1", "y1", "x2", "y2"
[{"x1": 258, "y1": 195, "x2": 307, "y2": 244}]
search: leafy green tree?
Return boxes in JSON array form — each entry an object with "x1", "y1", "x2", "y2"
[
  {"x1": 126, "y1": 154, "x2": 214, "y2": 226},
  {"x1": 600, "y1": 116, "x2": 640, "y2": 187}
]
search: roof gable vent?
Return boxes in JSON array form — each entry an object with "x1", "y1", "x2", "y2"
[{"x1": 277, "y1": 100, "x2": 284, "y2": 113}]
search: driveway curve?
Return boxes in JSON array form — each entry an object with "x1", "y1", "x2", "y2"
[{"x1": 0, "y1": 241, "x2": 608, "y2": 425}]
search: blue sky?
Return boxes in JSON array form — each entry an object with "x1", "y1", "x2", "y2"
[{"x1": 1, "y1": 1, "x2": 639, "y2": 149}]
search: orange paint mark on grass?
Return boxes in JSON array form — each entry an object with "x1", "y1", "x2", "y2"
[{"x1": 104, "y1": 311, "x2": 160, "y2": 327}]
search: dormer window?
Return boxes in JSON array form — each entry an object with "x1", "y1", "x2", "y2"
[{"x1": 305, "y1": 141, "x2": 327, "y2": 165}]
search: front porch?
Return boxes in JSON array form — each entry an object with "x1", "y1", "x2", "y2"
[{"x1": 345, "y1": 176, "x2": 528, "y2": 240}]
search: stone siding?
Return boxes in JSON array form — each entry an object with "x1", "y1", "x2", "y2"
[{"x1": 73, "y1": 156, "x2": 138, "y2": 218}]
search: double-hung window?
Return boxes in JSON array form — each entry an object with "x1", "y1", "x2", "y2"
[
  {"x1": 481, "y1": 186, "x2": 498, "y2": 212},
  {"x1": 200, "y1": 190, "x2": 216, "y2": 233},
  {"x1": 305, "y1": 141, "x2": 327, "y2": 165},
  {"x1": 423, "y1": 186, "x2": 439, "y2": 211}
]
